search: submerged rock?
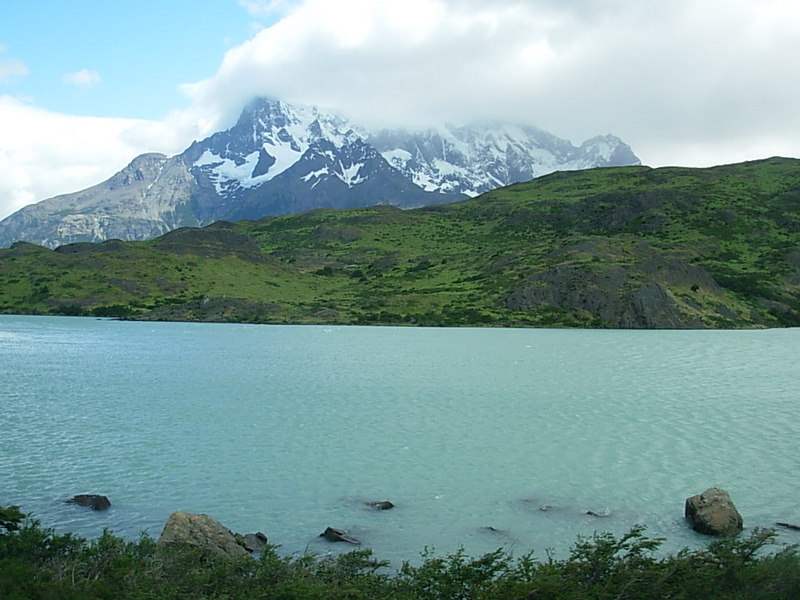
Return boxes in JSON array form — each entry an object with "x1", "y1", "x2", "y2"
[
  {"x1": 366, "y1": 500, "x2": 395, "y2": 510},
  {"x1": 685, "y1": 488, "x2": 743, "y2": 536},
  {"x1": 479, "y1": 525, "x2": 511, "y2": 537},
  {"x1": 157, "y1": 511, "x2": 251, "y2": 558},
  {"x1": 320, "y1": 526, "x2": 361, "y2": 545},
  {"x1": 586, "y1": 507, "x2": 612, "y2": 518},
  {"x1": 65, "y1": 494, "x2": 111, "y2": 510}
]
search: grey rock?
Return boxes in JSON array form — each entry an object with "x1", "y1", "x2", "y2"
[
  {"x1": 366, "y1": 500, "x2": 395, "y2": 510},
  {"x1": 65, "y1": 494, "x2": 111, "y2": 510},
  {"x1": 243, "y1": 532, "x2": 269, "y2": 553},
  {"x1": 319, "y1": 526, "x2": 361, "y2": 545},
  {"x1": 685, "y1": 488, "x2": 743, "y2": 536},
  {"x1": 157, "y1": 511, "x2": 251, "y2": 558}
]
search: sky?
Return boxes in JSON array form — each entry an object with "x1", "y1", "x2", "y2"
[{"x1": 1, "y1": 0, "x2": 799, "y2": 221}]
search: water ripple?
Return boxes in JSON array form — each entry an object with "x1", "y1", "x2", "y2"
[{"x1": 2, "y1": 317, "x2": 799, "y2": 563}]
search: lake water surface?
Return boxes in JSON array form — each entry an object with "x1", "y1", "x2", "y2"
[{"x1": 1, "y1": 315, "x2": 799, "y2": 564}]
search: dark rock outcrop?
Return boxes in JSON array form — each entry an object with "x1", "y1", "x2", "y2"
[
  {"x1": 366, "y1": 500, "x2": 395, "y2": 510},
  {"x1": 319, "y1": 526, "x2": 361, "y2": 544},
  {"x1": 65, "y1": 494, "x2": 111, "y2": 510},
  {"x1": 242, "y1": 532, "x2": 269, "y2": 553},
  {"x1": 141, "y1": 296, "x2": 282, "y2": 323},
  {"x1": 685, "y1": 488, "x2": 743, "y2": 536},
  {"x1": 157, "y1": 511, "x2": 251, "y2": 558},
  {"x1": 499, "y1": 238, "x2": 726, "y2": 328}
]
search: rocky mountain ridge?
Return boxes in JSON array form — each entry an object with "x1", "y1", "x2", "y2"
[{"x1": 0, "y1": 97, "x2": 639, "y2": 248}]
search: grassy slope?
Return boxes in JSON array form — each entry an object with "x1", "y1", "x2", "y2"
[{"x1": 1, "y1": 157, "x2": 799, "y2": 328}]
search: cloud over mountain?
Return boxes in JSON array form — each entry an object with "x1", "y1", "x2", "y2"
[{"x1": 183, "y1": 0, "x2": 800, "y2": 167}]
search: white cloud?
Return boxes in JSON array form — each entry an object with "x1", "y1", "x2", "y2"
[
  {"x1": 61, "y1": 69, "x2": 101, "y2": 87},
  {"x1": 0, "y1": 96, "x2": 194, "y2": 220},
  {"x1": 183, "y1": 0, "x2": 800, "y2": 165},
  {"x1": 0, "y1": 58, "x2": 29, "y2": 83}
]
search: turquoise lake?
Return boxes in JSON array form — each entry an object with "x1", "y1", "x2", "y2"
[{"x1": 1, "y1": 315, "x2": 799, "y2": 564}]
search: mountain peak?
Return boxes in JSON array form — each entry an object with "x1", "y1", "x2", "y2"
[{"x1": 0, "y1": 96, "x2": 640, "y2": 248}]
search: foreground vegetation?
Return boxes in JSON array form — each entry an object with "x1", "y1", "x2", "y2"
[
  {"x1": 2, "y1": 507, "x2": 799, "y2": 599},
  {"x1": 1, "y1": 157, "x2": 799, "y2": 328}
]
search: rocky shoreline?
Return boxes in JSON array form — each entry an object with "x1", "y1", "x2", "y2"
[{"x1": 54, "y1": 487, "x2": 799, "y2": 560}]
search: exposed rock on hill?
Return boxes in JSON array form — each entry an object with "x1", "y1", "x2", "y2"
[{"x1": 499, "y1": 239, "x2": 723, "y2": 328}]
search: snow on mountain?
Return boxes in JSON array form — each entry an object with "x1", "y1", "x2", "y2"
[
  {"x1": 183, "y1": 98, "x2": 367, "y2": 197},
  {"x1": 370, "y1": 122, "x2": 637, "y2": 198},
  {"x1": 0, "y1": 97, "x2": 640, "y2": 248}
]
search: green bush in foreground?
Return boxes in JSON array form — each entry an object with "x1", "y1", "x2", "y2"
[{"x1": 1, "y1": 507, "x2": 798, "y2": 599}]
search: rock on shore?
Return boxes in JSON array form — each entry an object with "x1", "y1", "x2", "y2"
[{"x1": 157, "y1": 511, "x2": 251, "y2": 558}]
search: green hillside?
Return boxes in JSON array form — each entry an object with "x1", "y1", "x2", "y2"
[{"x1": 2, "y1": 157, "x2": 799, "y2": 328}]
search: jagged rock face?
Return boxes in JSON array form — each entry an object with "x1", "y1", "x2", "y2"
[
  {"x1": 0, "y1": 97, "x2": 640, "y2": 248},
  {"x1": 0, "y1": 153, "x2": 201, "y2": 248}
]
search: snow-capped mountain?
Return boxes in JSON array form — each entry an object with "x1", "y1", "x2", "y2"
[
  {"x1": 0, "y1": 97, "x2": 640, "y2": 248},
  {"x1": 372, "y1": 124, "x2": 636, "y2": 197}
]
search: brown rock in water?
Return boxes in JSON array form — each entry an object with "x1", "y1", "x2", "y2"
[
  {"x1": 157, "y1": 511, "x2": 251, "y2": 558},
  {"x1": 685, "y1": 488, "x2": 743, "y2": 536}
]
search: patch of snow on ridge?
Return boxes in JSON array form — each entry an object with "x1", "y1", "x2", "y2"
[
  {"x1": 382, "y1": 148, "x2": 413, "y2": 163},
  {"x1": 587, "y1": 138, "x2": 614, "y2": 161},
  {"x1": 194, "y1": 149, "x2": 222, "y2": 168},
  {"x1": 302, "y1": 167, "x2": 329, "y2": 182},
  {"x1": 337, "y1": 162, "x2": 367, "y2": 187},
  {"x1": 261, "y1": 141, "x2": 305, "y2": 182},
  {"x1": 197, "y1": 152, "x2": 267, "y2": 193}
]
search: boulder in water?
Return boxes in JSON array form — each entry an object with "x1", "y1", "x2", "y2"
[
  {"x1": 319, "y1": 526, "x2": 360, "y2": 544},
  {"x1": 685, "y1": 488, "x2": 743, "y2": 536},
  {"x1": 65, "y1": 494, "x2": 111, "y2": 510}
]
